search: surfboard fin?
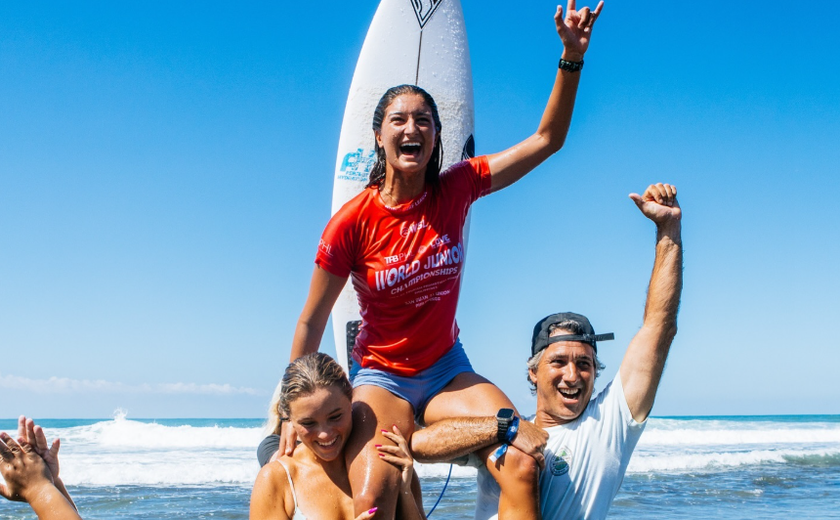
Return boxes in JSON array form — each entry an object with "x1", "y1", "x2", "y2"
[{"x1": 461, "y1": 134, "x2": 475, "y2": 160}]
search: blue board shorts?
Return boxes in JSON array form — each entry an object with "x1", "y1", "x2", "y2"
[{"x1": 350, "y1": 339, "x2": 474, "y2": 423}]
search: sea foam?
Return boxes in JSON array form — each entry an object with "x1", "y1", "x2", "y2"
[{"x1": 10, "y1": 414, "x2": 840, "y2": 487}]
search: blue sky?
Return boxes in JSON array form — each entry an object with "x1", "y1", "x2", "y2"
[{"x1": 2, "y1": 0, "x2": 838, "y2": 419}]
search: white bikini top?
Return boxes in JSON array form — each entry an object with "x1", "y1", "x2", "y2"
[{"x1": 276, "y1": 459, "x2": 308, "y2": 520}]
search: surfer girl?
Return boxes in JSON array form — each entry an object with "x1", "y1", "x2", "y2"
[
  {"x1": 286, "y1": 2, "x2": 604, "y2": 518},
  {"x1": 251, "y1": 353, "x2": 424, "y2": 520}
]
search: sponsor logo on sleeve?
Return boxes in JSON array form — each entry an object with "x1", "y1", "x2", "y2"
[{"x1": 318, "y1": 239, "x2": 334, "y2": 258}]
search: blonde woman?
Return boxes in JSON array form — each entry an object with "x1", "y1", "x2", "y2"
[{"x1": 251, "y1": 353, "x2": 424, "y2": 520}]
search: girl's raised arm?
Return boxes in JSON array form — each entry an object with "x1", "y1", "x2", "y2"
[{"x1": 487, "y1": 1, "x2": 604, "y2": 192}]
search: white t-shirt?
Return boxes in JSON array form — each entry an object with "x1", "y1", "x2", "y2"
[{"x1": 474, "y1": 375, "x2": 646, "y2": 520}]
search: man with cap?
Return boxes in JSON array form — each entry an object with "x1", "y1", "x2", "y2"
[{"x1": 410, "y1": 183, "x2": 683, "y2": 520}]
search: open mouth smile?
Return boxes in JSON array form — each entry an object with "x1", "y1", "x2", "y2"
[
  {"x1": 317, "y1": 437, "x2": 339, "y2": 448},
  {"x1": 399, "y1": 142, "x2": 422, "y2": 155},
  {"x1": 559, "y1": 387, "x2": 582, "y2": 400}
]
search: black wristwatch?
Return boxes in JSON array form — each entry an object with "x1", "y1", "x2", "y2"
[{"x1": 496, "y1": 408, "x2": 515, "y2": 443}]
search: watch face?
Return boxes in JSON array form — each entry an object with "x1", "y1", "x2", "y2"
[{"x1": 497, "y1": 408, "x2": 515, "y2": 421}]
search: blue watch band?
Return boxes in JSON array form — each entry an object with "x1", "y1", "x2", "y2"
[
  {"x1": 490, "y1": 443, "x2": 507, "y2": 462},
  {"x1": 506, "y1": 416, "x2": 520, "y2": 443},
  {"x1": 490, "y1": 416, "x2": 521, "y2": 462}
]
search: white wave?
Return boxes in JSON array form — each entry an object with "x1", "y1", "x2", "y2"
[
  {"x1": 47, "y1": 414, "x2": 263, "y2": 449},
  {"x1": 39, "y1": 415, "x2": 476, "y2": 486},
  {"x1": 627, "y1": 447, "x2": 840, "y2": 474},
  {"x1": 638, "y1": 427, "x2": 840, "y2": 447},
  {"x1": 39, "y1": 415, "x2": 264, "y2": 486},
  {"x1": 60, "y1": 451, "x2": 260, "y2": 486}
]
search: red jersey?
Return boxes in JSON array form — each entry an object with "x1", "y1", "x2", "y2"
[{"x1": 315, "y1": 156, "x2": 491, "y2": 376}]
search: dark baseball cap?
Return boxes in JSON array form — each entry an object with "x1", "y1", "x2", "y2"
[{"x1": 531, "y1": 312, "x2": 614, "y2": 356}]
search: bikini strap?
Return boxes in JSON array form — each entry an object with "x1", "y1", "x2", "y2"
[{"x1": 276, "y1": 459, "x2": 299, "y2": 510}]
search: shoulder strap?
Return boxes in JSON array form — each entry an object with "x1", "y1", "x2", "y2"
[{"x1": 276, "y1": 459, "x2": 299, "y2": 510}]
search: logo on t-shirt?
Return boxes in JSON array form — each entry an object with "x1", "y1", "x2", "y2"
[
  {"x1": 318, "y1": 239, "x2": 334, "y2": 258},
  {"x1": 400, "y1": 217, "x2": 430, "y2": 237},
  {"x1": 550, "y1": 446, "x2": 573, "y2": 476}
]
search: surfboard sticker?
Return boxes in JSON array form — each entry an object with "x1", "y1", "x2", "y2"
[
  {"x1": 411, "y1": 0, "x2": 444, "y2": 28},
  {"x1": 337, "y1": 148, "x2": 377, "y2": 184},
  {"x1": 331, "y1": 0, "x2": 474, "y2": 372}
]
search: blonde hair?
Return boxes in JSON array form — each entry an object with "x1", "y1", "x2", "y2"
[{"x1": 264, "y1": 353, "x2": 352, "y2": 435}]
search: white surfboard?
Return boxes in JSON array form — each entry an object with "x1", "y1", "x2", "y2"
[{"x1": 331, "y1": 0, "x2": 475, "y2": 372}]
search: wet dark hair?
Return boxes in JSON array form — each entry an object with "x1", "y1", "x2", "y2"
[{"x1": 367, "y1": 84, "x2": 444, "y2": 194}]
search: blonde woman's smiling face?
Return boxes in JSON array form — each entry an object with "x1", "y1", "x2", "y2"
[{"x1": 288, "y1": 385, "x2": 352, "y2": 462}]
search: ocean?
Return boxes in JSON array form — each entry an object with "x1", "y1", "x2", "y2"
[{"x1": 2, "y1": 413, "x2": 839, "y2": 519}]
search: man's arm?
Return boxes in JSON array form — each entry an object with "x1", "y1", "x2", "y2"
[
  {"x1": 620, "y1": 183, "x2": 683, "y2": 423},
  {"x1": 410, "y1": 416, "x2": 547, "y2": 468}
]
